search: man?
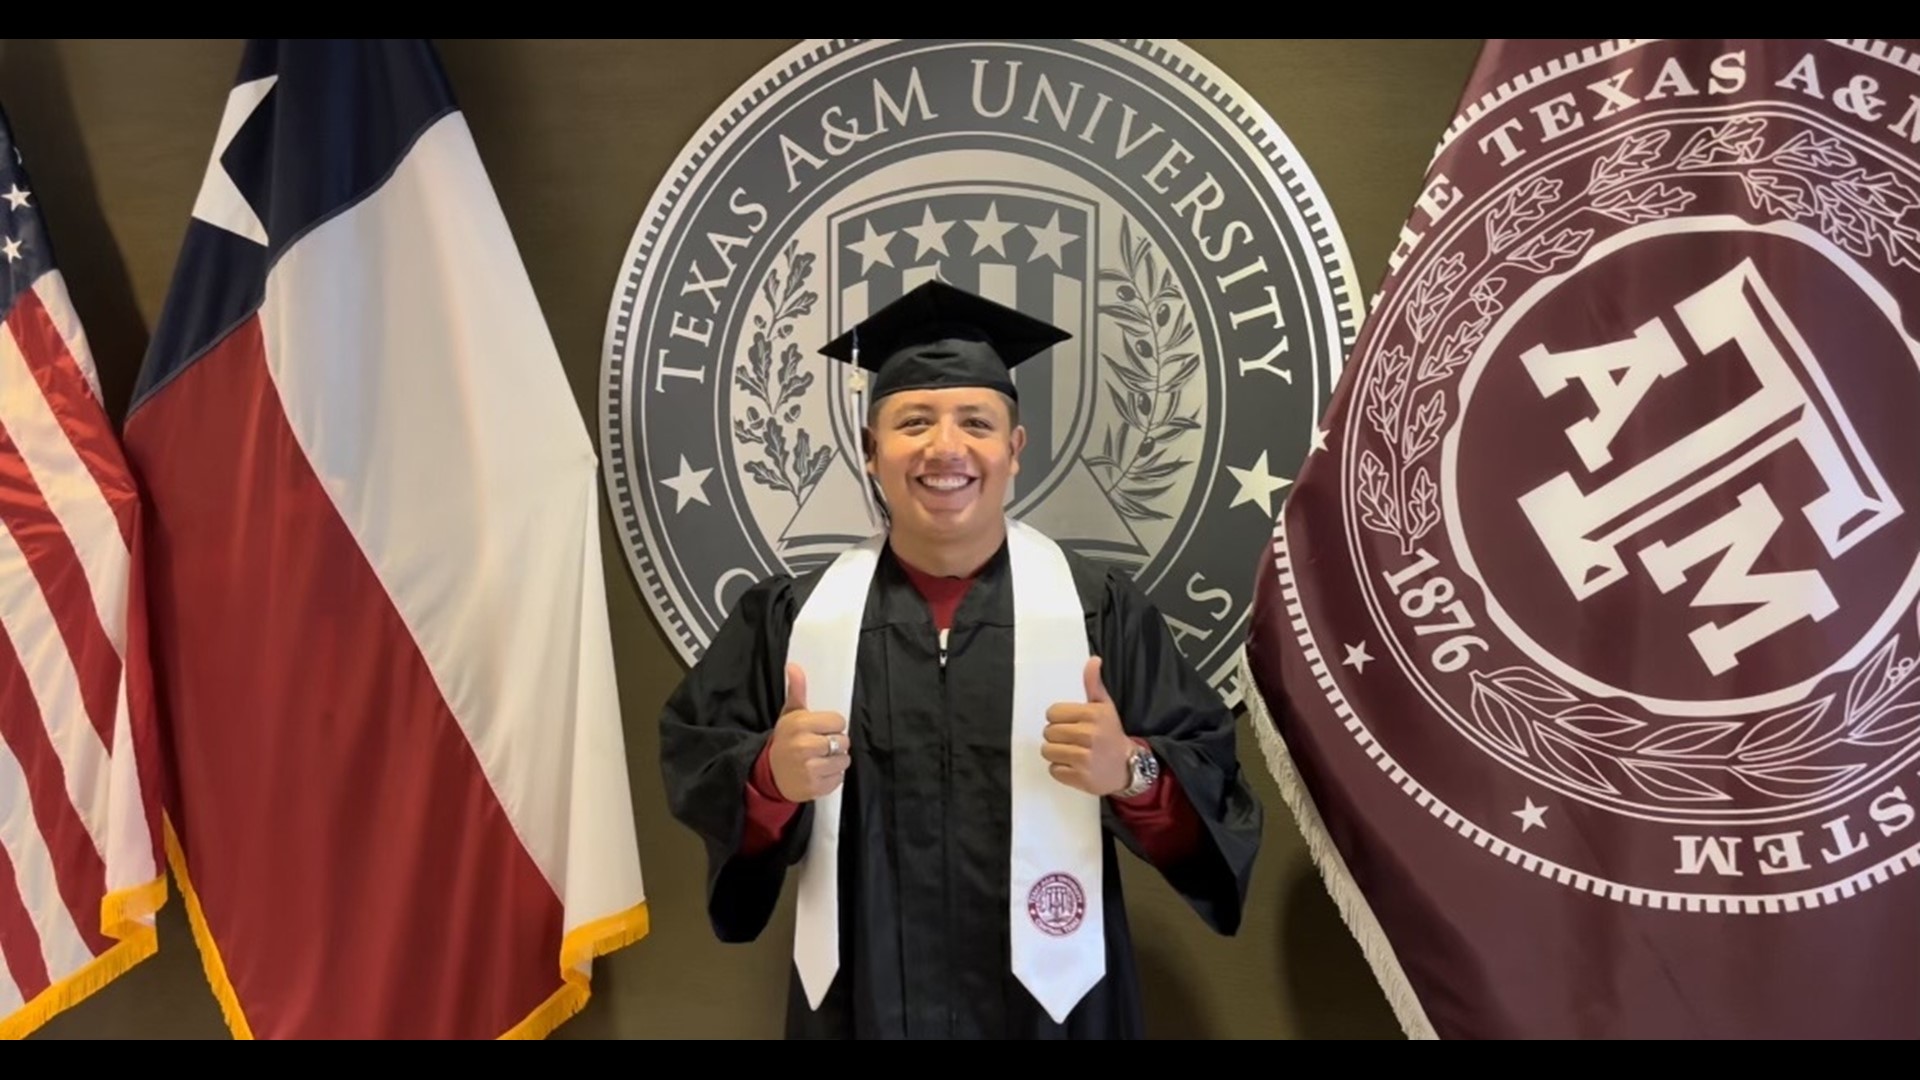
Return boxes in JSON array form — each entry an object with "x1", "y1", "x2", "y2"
[{"x1": 658, "y1": 280, "x2": 1262, "y2": 1039}]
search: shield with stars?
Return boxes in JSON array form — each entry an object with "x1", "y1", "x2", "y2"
[{"x1": 603, "y1": 39, "x2": 1361, "y2": 704}]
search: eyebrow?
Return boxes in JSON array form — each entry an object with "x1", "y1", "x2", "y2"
[{"x1": 891, "y1": 403, "x2": 999, "y2": 418}]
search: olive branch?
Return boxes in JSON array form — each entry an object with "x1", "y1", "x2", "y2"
[
  {"x1": 734, "y1": 240, "x2": 833, "y2": 502},
  {"x1": 1357, "y1": 116, "x2": 1920, "y2": 553},
  {"x1": 1464, "y1": 606, "x2": 1920, "y2": 806},
  {"x1": 1084, "y1": 216, "x2": 1200, "y2": 522}
]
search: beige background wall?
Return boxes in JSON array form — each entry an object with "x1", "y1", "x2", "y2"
[{"x1": 3, "y1": 38, "x2": 1484, "y2": 1039}]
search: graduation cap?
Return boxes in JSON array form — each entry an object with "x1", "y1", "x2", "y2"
[{"x1": 818, "y1": 279, "x2": 1072, "y2": 403}]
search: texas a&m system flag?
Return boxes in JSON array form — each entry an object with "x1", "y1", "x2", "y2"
[
  {"x1": 1245, "y1": 39, "x2": 1920, "y2": 1039},
  {"x1": 121, "y1": 40, "x2": 647, "y2": 1039}
]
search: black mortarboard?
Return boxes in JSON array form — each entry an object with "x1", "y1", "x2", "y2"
[{"x1": 818, "y1": 279, "x2": 1072, "y2": 402}]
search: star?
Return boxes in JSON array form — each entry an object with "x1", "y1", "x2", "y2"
[
  {"x1": 1, "y1": 236, "x2": 20, "y2": 263},
  {"x1": 1513, "y1": 798, "x2": 1548, "y2": 832},
  {"x1": 658, "y1": 455, "x2": 714, "y2": 513},
  {"x1": 965, "y1": 201, "x2": 1017, "y2": 257},
  {"x1": 1310, "y1": 426, "x2": 1329, "y2": 453},
  {"x1": 902, "y1": 205, "x2": 953, "y2": 260},
  {"x1": 1025, "y1": 210, "x2": 1078, "y2": 268},
  {"x1": 191, "y1": 74, "x2": 278, "y2": 245},
  {"x1": 3, "y1": 184, "x2": 29, "y2": 210},
  {"x1": 1225, "y1": 450, "x2": 1292, "y2": 516},
  {"x1": 1342, "y1": 641, "x2": 1372, "y2": 672},
  {"x1": 845, "y1": 219, "x2": 897, "y2": 277}
]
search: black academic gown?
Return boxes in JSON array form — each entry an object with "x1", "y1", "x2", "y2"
[{"x1": 658, "y1": 538, "x2": 1263, "y2": 1039}]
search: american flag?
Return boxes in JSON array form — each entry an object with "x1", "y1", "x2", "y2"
[{"x1": 0, "y1": 103, "x2": 165, "y2": 1039}]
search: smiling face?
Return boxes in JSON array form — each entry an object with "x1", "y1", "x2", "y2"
[{"x1": 865, "y1": 386, "x2": 1025, "y2": 553}]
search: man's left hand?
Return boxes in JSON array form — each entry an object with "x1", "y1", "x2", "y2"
[{"x1": 1044, "y1": 657, "x2": 1133, "y2": 796}]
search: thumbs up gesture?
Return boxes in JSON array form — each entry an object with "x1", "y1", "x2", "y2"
[
  {"x1": 768, "y1": 663, "x2": 851, "y2": 803},
  {"x1": 1043, "y1": 657, "x2": 1132, "y2": 796}
]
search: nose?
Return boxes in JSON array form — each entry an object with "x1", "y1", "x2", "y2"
[{"x1": 926, "y1": 416, "x2": 963, "y2": 455}]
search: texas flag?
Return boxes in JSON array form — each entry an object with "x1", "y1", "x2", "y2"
[{"x1": 122, "y1": 40, "x2": 647, "y2": 1039}]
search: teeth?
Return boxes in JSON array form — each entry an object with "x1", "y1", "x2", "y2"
[{"x1": 920, "y1": 475, "x2": 973, "y2": 491}]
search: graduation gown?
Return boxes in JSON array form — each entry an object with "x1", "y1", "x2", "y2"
[{"x1": 658, "y1": 538, "x2": 1263, "y2": 1039}]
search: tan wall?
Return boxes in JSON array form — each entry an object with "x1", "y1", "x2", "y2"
[{"x1": 4, "y1": 38, "x2": 1484, "y2": 1040}]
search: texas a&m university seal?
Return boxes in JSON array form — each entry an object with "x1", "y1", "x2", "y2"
[
  {"x1": 1246, "y1": 39, "x2": 1920, "y2": 1039},
  {"x1": 601, "y1": 39, "x2": 1360, "y2": 705}
]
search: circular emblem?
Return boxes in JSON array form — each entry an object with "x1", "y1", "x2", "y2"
[
  {"x1": 1027, "y1": 872, "x2": 1086, "y2": 936},
  {"x1": 1278, "y1": 40, "x2": 1920, "y2": 912},
  {"x1": 602, "y1": 39, "x2": 1359, "y2": 704}
]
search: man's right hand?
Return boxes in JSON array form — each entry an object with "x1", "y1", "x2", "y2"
[{"x1": 767, "y1": 663, "x2": 850, "y2": 802}]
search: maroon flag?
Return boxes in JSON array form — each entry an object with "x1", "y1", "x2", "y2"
[{"x1": 1244, "y1": 38, "x2": 1920, "y2": 1039}]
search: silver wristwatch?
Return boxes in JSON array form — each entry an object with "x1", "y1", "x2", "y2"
[{"x1": 1116, "y1": 744, "x2": 1160, "y2": 798}]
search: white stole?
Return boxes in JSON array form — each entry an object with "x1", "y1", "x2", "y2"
[{"x1": 785, "y1": 520, "x2": 1104, "y2": 1023}]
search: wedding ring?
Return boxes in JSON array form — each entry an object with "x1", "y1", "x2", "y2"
[{"x1": 827, "y1": 734, "x2": 840, "y2": 757}]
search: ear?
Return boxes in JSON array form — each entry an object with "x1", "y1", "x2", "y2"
[
  {"x1": 1009, "y1": 424, "x2": 1027, "y2": 475},
  {"x1": 862, "y1": 427, "x2": 876, "y2": 474}
]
